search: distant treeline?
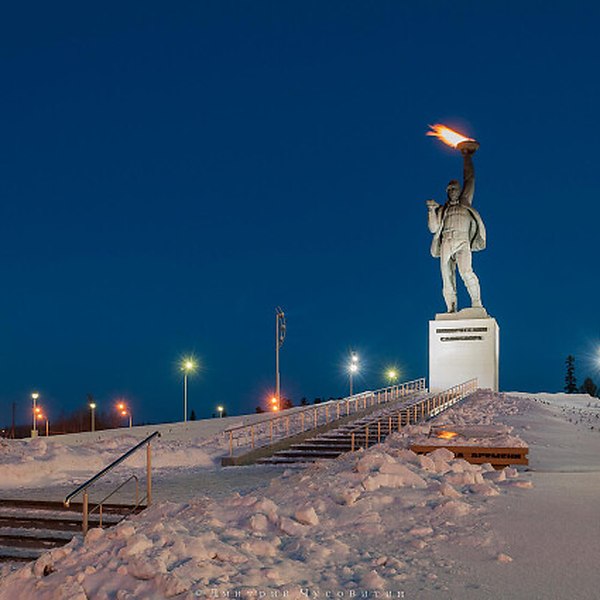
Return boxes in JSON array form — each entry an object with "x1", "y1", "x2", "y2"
[
  {"x1": 565, "y1": 355, "x2": 599, "y2": 397},
  {"x1": 1, "y1": 406, "x2": 132, "y2": 440},
  {"x1": 255, "y1": 396, "x2": 343, "y2": 413}
]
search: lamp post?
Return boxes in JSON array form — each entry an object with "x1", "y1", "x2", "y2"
[
  {"x1": 38, "y1": 412, "x2": 49, "y2": 437},
  {"x1": 89, "y1": 402, "x2": 96, "y2": 432},
  {"x1": 275, "y1": 307, "x2": 286, "y2": 411},
  {"x1": 117, "y1": 402, "x2": 132, "y2": 428},
  {"x1": 349, "y1": 352, "x2": 359, "y2": 396},
  {"x1": 217, "y1": 405, "x2": 224, "y2": 418},
  {"x1": 181, "y1": 358, "x2": 197, "y2": 423},
  {"x1": 31, "y1": 392, "x2": 39, "y2": 438}
]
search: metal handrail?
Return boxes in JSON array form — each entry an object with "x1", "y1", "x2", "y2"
[
  {"x1": 64, "y1": 430, "x2": 160, "y2": 534},
  {"x1": 225, "y1": 378, "x2": 426, "y2": 457},
  {"x1": 349, "y1": 378, "x2": 478, "y2": 451},
  {"x1": 92, "y1": 475, "x2": 139, "y2": 528}
]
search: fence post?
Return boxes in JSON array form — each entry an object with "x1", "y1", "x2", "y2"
[
  {"x1": 377, "y1": 421, "x2": 381, "y2": 443},
  {"x1": 351, "y1": 432, "x2": 355, "y2": 452},
  {"x1": 365, "y1": 425, "x2": 369, "y2": 448}
]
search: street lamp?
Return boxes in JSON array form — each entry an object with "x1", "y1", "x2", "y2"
[
  {"x1": 181, "y1": 358, "x2": 197, "y2": 423},
  {"x1": 217, "y1": 405, "x2": 224, "y2": 418},
  {"x1": 275, "y1": 307, "x2": 286, "y2": 411},
  {"x1": 349, "y1": 353, "x2": 359, "y2": 396},
  {"x1": 38, "y1": 412, "x2": 49, "y2": 437},
  {"x1": 270, "y1": 396, "x2": 279, "y2": 412},
  {"x1": 31, "y1": 392, "x2": 39, "y2": 438},
  {"x1": 89, "y1": 402, "x2": 96, "y2": 432},
  {"x1": 387, "y1": 369, "x2": 398, "y2": 386},
  {"x1": 117, "y1": 401, "x2": 132, "y2": 428}
]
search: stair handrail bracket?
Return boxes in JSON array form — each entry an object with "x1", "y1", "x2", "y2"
[
  {"x1": 64, "y1": 430, "x2": 161, "y2": 534},
  {"x1": 224, "y1": 377, "x2": 426, "y2": 458}
]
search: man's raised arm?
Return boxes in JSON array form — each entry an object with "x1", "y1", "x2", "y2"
[{"x1": 460, "y1": 151, "x2": 475, "y2": 206}]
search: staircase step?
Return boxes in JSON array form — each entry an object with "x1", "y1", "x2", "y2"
[
  {"x1": 0, "y1": 546, "x2": 46, "y2": 562},
  {"x1": 0, "y1": 498, "x2": 145, "y2": 564},
  {"x1": 0, "y1": 532, "x2": 74, "y2": 550}
]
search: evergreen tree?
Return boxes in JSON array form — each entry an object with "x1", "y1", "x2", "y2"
[
  {"x1": 300, "y1": 397, "x2": 309, "y2": 406},
  {"x1": 580, "y1": 377, "x2": 598, "y2": 398},
  {"x1": 255, "y1": 406, "x2": 265, "y2": 414},
  {"x1": 190, "y1": 409, "x2": 197, "y2": 421},
  {"x1": 565, "y1": 355, "x2": 577, "y2": 393}
]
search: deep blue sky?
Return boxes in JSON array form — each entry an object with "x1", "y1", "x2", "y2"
[{"x1": 2, "y1": 2, "x2": 600, "y2": 426}]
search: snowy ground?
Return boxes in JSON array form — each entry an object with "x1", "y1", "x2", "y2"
[{"x1": 0, "y1": 390, "x2": 599, "y2": 599}]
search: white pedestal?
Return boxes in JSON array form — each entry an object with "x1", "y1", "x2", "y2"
[{"x1": 429, "y1": 314, "x2": 499, "y2": 392}]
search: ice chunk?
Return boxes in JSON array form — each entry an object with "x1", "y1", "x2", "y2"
[{"x1": 294, "y1": 507, "x2": 319, "y2": 526}]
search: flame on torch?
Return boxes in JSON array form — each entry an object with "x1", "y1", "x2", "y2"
[{"x1": 427, "y1": 124, "x2": 474, "y2": 148}]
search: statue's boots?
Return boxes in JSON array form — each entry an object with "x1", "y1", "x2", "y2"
[{"x1": 443, "y1": 292, "x2": 457, "y2": 313}]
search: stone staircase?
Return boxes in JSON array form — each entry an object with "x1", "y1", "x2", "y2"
[
  {"x1": 0, "y1": 499, "x2": 142, "y2": 563},
  {"x1": 258, "y1": 397, "x2": 426, "y2": 465}
]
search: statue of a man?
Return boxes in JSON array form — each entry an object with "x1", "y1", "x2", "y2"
[{"x1": 426, "y1": 143, "x2": 486, "y2": 313}]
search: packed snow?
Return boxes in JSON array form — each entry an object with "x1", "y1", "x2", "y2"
[{"x1": 0, "y1": 390, "x2": 599, "y2": 599}]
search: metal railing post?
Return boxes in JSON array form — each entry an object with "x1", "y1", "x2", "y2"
[
  {"x1": 147, "y1": 441, "x2": 152, "y2": 506},
  {"x1": 82, "y1": 491, "x2": 89, "y2": 535}
]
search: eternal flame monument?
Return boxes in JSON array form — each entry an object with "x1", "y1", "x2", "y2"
[{"x1": 425, "y1": 125, "x2": 499, "y2": 392}]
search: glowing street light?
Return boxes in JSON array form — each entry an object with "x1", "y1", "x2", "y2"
[
  {"x1": 348, "y1": 352, "x2": 359, "y2": 396},
  {"x1": 181, "y1": 358, "x2": 197, "y2": 423},
  {"x1": 270, "y1": 396, "x2": 279, "y2": 412},
  {"x1": 89, "y1": 402, "x2": 97, "y2": 432},
  {"x1": 217, "y1": 405, "x2": 224, "y2": 418},
  {"x1": 116, "y1": 401, "x2": 132, "y2": 428},
  {"x1": 387, "y1": 369, "x2": 398, "y2": 386},
  {"x1": 31, "y1": 392, "x2": 40, "y2": 438},
  {"x1": 38, "y1": 412, "x2": 49, "y2": 437}
]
